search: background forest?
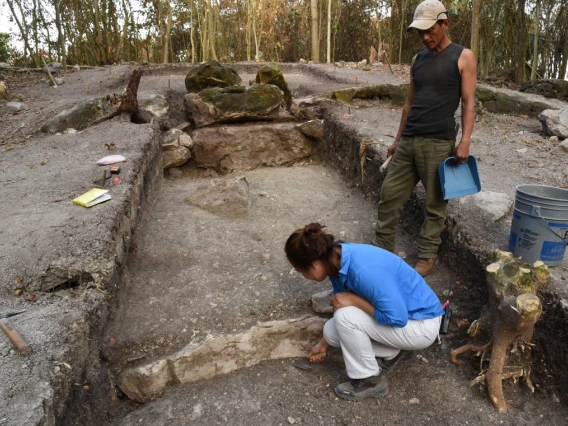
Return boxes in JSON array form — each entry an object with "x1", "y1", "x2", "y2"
[{"x1": 1, "y1": 0, "x2": 567, "y2": 84}]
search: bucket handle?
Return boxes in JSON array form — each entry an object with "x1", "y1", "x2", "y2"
[{"x1": 533, "y1": 206, "x2": 568, "y2": 245}]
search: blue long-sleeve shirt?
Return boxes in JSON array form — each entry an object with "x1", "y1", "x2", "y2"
[{"x1": 329, "y1": 243, "x2": 444, "y2": 327}]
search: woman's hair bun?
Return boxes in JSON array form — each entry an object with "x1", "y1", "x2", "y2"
[{"x1": 304, "y1": 223, "x2": 324, "y2": 235}]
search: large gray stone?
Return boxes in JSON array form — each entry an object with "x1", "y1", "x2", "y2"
[
  {"x1": 118, "y1": 316, "x2": 325, "y2": 402},
  {"x1": 290, "y1": 96, "x2": 324, "y2": 120},
  {"x1": 46, "y1": 61, "x2": 63, "y2": 74},
  {"x1": 255, "y1": 63, "x2": 291, "y2": 107},
  {"x1": 311, "y1": 289, "x2": 333, "y2": 313},
  {"x1": 179, "y1": 133, "x2": 193, "y2": 149},
  {"x1": 163, "y1": 146, "x2": 191, "y2": 169},
  {"x1": 185, "y1": 176, "x2": 250, "y2": 218},
  {"x1": 40, "y1": 98, "x2": 107, "y2": 133},
  {"x1": 184, "y1": 84, "x2": 283, "y2": 128},
  {"x1": 139, "y1": 93, "x2": 168, "y2": 118},
  {"x1": 6, "y1": 101, "x2": 25, "y2": 112},
  {"x1": 520, "y1": 79, "x2": 568, "y2": 102},
  {"x1": 331, "y1": 84, "x2": 408, "y2": 106},
  {"x1": 185, "y1": 60, "x2": 241, "y2": 93},
  {"x1": 476, "y1": 84, "x2": 565, "y2": 117},
  {"x1": 296, "y1": 119, "x2": 325, "y2": 142},
  {"x1": 161, "y1": 129, "x2": 193, "y2": 155},
  {"x1": 162, "y1": 128, "x2": 184, "y2": 149},
  {"x1": 458, "y1": 191, "x2": 513, "y2": 222},
  {"x1": 538, "y1": 107, "x2": 568, "y2": 139},
  {"x1": 191, "y1": 122, "x2": 315, "y2": 174}
]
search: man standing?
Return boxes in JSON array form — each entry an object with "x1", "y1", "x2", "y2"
[{"x1": 372, "y1": 0, "x2": 477, "y2": 276}]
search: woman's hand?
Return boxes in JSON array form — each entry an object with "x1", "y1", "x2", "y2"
[
  {"x1": 330, "y1": 292, "x2": 357, "y2": 312},
  {"x1": 330, "y1": 292, "x2": 376, "y2": 317},
  {"x1": 308, "y1": 338, "x2": 329, "y2": 363}
]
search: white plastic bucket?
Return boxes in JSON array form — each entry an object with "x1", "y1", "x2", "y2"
[{"x1": 509, "y1": 185, "x2": 568, "y2": 266}]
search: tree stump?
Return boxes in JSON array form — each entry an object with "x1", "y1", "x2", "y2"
[
  {"x1": 450, "y1": 249, "x2": 549, "y2": 413},
  {"x1": 90, "y1": 68, "x2": 144, "y2": 126}
]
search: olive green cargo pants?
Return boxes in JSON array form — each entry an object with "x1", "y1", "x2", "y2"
[{"x1": 373, "y1": 136, "x2": 455, "y2": 258}]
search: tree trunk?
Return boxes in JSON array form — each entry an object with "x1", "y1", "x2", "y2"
[
  {"x1": 326, "y1": 0, "x2": 331, "y2": 63},
  {"x1": 91, "y1": 68, "x2": 144, "y2": 126},
  {"x1": 6, "y1": 0, "x2": 38, "y2": 67},
  {"x1": 189, "y1": 0, "x2": 196, "y2": 63},
  {"x1": 515, "y1": 0, "x2": 527, "y2": 83},
  {"x1": 252, "y1": 0, "x2": 261, "y2": 61},
  {"x1": 560, "y1": 38, "x2": 568, "y2": 80},
  {"x1": 53, "y1": 0, "x2": 67, "y2": 69},
  {"x1": 101, "y1": 0, "x2": 113, "y2": 62},
  {"x1": 32, "y1": 0, "x2": 40, "y2": 60},
  {"x1": 208, "y1": 0, "x2": 218, "y2": 61},
  {"x1": 451, "y1": 250, "x2": 548, "y2": 414},
  {"x1": 310, "y1": 0, "x2": 319, "y2": 63},
  {"x1": 163, "y1": 1, "x2": 172, "y2": 63},
  {"x1": 93, "y1": 0, "x2": 107, "y2": 63},
  {"x1": 398, "y1": 0, "x2": 406, "y2": 64},
  {"x1": 332, "y1": 0, "x2": 341, "y2": 64},
  {"x1": 471, "y1": 0, "x2": 481, "y2": 62},
  {"x1": 118, "y1": 0, "x2": 130, "y2": 61},
  {"x1": 37, "y1": 0, "x2": 54, "y2": 61},
  {"x1": 376, "y1": 5, "x2": 382, "y2": 56},
  {"x1": 246, "y1": 0, "x2": 252, "y2": 61},
  {"x1": 531, "y1": 0, "x2": 539, "y2": 81}
]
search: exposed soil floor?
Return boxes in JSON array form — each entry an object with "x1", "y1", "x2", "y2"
[
  {"x1": 1, "y1": 62, "x2": 567, "y2": 425},
  {"x1": 103, "y1": 165, "x2": 568, "y2": 426}
]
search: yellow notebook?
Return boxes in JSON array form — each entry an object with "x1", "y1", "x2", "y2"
[{"x1": 73, "y1": 188, "x2": 111, "y2": 207}]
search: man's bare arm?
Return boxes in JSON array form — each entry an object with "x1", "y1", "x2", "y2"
[
  {"x1": 388, "y1": 56, "x2": 416, "y2": 157},
  {"x1": 455, "y1": 48, "x2": 477, "y2": 163}
]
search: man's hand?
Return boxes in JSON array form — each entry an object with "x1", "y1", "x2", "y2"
[
  {"x1": 387, "y1": 141, "x2": 399, "y2": 158},
  {"x1": 453, "y1": 140, "x2": 471, "y2": 163}
]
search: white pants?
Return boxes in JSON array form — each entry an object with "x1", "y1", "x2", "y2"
[{"x1": 323, "y1": 306, "x2": 441, "y2": 379}]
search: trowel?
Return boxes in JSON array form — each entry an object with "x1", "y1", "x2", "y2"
[{"x1": 291, "y1": 352, "x2": 327, "y2": 370}]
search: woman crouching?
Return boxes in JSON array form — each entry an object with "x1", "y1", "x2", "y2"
[{"x1": 285, "y1": 223, "x2": 444, "y2": 402}]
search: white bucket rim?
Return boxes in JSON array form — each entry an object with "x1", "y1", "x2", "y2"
[{"x1": 516, "y1": 184, "x2": 568, "y2": 204}]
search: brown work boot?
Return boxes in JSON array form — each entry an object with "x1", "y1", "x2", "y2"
[{"x1": 414, "y1": 257, "x2": 437, "y2": 277}]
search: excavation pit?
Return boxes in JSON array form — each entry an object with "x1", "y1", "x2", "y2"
[{"x1": 0, "y1": 63, "x2": 567, "y2": 426}]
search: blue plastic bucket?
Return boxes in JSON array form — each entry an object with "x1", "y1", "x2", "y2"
[{"x1": 509, "y1": 185, "x2": 568, "y2": 266}]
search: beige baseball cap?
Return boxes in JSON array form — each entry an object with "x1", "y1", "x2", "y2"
[{"x1": 407, "y1": 0, "x2": 449, "y2": 31}]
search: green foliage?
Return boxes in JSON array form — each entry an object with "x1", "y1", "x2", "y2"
[{"x1": 0, "y1": 33, "x2": 13, "y2": 63}]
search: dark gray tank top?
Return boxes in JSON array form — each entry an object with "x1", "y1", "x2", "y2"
[{"x1": 403, "y1": 42, "x2": 464, "y2": 140}]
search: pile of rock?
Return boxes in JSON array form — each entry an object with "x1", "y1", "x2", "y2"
[
  {"x1": 162, "y1": 129, "x2": 193, "y2": 169},
  {"x1": 183, "y1": 60, "x2": 292, "y2": 129},
  {"x1": 173, "y1": 61, "x2": 321, "y2": 175}
]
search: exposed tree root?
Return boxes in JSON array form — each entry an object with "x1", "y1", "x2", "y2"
[{"x1": 450, "y1": 338, "x2": 492, "y2": 367}]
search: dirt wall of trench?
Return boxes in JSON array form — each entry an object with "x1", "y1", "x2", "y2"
[{"x1": 57, "y1": 123, "x2": 163, "y2": 426}]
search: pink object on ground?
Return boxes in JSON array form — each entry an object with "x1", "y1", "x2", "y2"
[{"x1": 97, "y1": 155, "x2": 126, "y2": 165}]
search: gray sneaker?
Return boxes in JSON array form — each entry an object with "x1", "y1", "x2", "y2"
[
  {"x1": 334, "y1": 372, "x2": 388, "y2": 402},
  {"x1": 377, "y1": 350, "x2": 415, "y2": 375}
]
